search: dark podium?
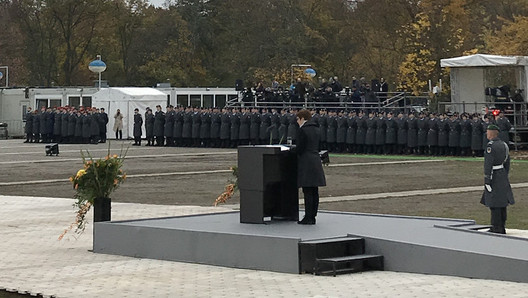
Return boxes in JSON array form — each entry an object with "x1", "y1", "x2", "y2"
[{"x1": 238, "y1": 145, "x2": 299, "y2": 224}]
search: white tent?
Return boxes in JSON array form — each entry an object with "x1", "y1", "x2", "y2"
[
  {"x1": 92, "y1": 87, "x2": 167, "y2": 139},
  {"x1": 440, "y1": 54, "x2": 528, "y2": 113},
  {"x1": 440, "y1": 54, "x2": 528, "y2": 68}
]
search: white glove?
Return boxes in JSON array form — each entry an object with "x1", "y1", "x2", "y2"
[{"x1": 485, "y1": 184, "x2": 492, "y2": 192}]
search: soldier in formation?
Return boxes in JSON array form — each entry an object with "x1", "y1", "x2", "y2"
[{"x1": 23, "y1": 106, "x2": 108, "y2": 144}]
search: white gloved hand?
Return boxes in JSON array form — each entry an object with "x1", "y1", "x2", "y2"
[{"x1": 485, "y1": 184, "x2": 492, "y2": 192}]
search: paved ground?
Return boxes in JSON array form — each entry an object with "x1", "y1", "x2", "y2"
[
  {"x1": 2, "y1": 195, "x2": 528, "y2": 298},
  {"x1": 1, "y1": 139, "x2": 528, "y2": 297}
]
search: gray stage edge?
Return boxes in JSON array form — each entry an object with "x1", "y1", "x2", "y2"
[{"x1": 93, "y1": 211, "x2": 528, "y2": 282}]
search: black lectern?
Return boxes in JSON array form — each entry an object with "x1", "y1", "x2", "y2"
[{"x1": 238, "y1": 145, "x2": 299, "y2": 224}]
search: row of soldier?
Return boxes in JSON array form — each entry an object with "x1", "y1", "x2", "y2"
[
  {"x1": 24, "y1": 106, "x2": 109, "y2": 144},
  {"x1": 133, "y1": 106, "x2": 513, "y2": 156}
]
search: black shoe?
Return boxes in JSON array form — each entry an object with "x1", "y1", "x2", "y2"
[{"x1": 297, "y1": 217, "x2": 316, "y2": 225}]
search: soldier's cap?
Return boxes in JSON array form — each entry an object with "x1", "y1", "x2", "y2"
[{"x1": 487, "y1": 124, "x2": 499, "y2": 131}]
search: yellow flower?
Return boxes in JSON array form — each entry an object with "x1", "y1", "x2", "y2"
[
  {"x1": 113, "y1": 154, "x2": 118, "y2": 158},
  {"x1": 76, "y1": 169, "x2": 86, "y2": 178},
  {"x1": 122, "y1": 173, "x2": 127, "y2": 180},
  {"x1": 69, "y1": 177, "x2": 74, "y2": 182}
]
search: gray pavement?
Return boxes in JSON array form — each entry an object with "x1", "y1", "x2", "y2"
[{"x1": 2, "y1": 195, "x2": 528, "y2": 297}]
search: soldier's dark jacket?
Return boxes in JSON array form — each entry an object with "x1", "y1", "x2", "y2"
[
  {"x1": 375, "y1": 116, "x2": 385, "y2": 145},
  {"x1": 154, "y1": 110, "x2": 165, "y2": 137},
  {"x1": 470, "y1": 119, "x2": 482, "y2": 151},
  {"x1": 346, "y1": 115, "x2": 356, "y2": 145},
  {"x1": 385, "y1": 117, "x2": 397, "y2": 144},
  {"x1": 427, "y1": 117, "x2": 438, "y2": 146},
  {"x1": 447, "y1": 118, "x2": 460, "y2": 148},
  {"x1": 133, "y1": 113, "x2": 143, "y2": 137},
  {"x1": 365, "y1": 116, "x2": 376, "y2": 145},
  {"x1": 437, "y1": 118, "x2": 449, "y2": 147},
  {"x1": 459, "y1": 119, "x2": 471, "y2": 148},
  {"x1": 417, "y1": 117, "x2": 428, "y2": 147},
  {"x1": 396, "y1": 117, "x2": 407, "y2": 145},
  {"x1": 355, "y1": 115, "x2": 367, "y2": 145},
  {"x1": 481, "y1": 137, "x2": 514, "y2": 208},
  {"x1": 406, "y1": 117, "x2": 418, "y2": 148}
]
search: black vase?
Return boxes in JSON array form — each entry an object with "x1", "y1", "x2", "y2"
[{"x1": 93, "y1": 197, "x2": 111, "y2": 222}]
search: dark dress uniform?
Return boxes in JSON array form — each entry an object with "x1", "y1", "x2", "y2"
[
  {"x1": 39, "y1": 111, "x2": 47, "y2": 142},
  {"x1": 365, "y1": 116, "x2": 376, "y2": 153},
  {"x1": 154, "y1": 110, "x2": 165, "y2": 146},
  {"x1": 346, "y1": 115, "x2": 356, "y2": 152},
  {"x1": 25, "y1": 111, "x2": 33, "y2": 142},
  {"x1": 448, "y1": 118, "x2": 460, "y2": 155},
  {"x1": 229, "y1": 112, "x2": 240, "y2": 147},
  {"x1": 496, "y1": 116, "x2": 512, "y2": 143},
  {"x1": 270, "y1": 111, "x2": 280, "y2": 144},
  {"x1": 239, "y1": 112, "x2": 250, "y2": 145},
  {"x1": 259, "y1": 111, "x2": 271, "y2": 144},
  {"x1": 481, "y1": 133, "x2": 514, "y2": 234},
  {"x1": 133, "y1": 113, "x2": 143, "y2": 145},
  {"x1": 90, "y1": 113, "x2": 100, "y2": 144},
  {"x1": 427, "y1": 117, "x2": 438, "y2": 155},
  {"x1": 45, "y1": 111, "x2": 54, "y2": 142},
  {"x1": 32, "y1": 112, "x2": 41, "y2": 142},
  {"x1": 249, "y1": 111, "x2": 260, "y2": 145},
  {"x1": 355, "y1": 115, "x2": 367, "y2": 153},
  {"x1": 437, "y1": 118, "x2": 449, "y2": 155},
  {"x1": 182, "y1": 111, "x2": 193, "y2": 146},
  {"x1": 200, "y1": 111, "x2": 211, "y2": 147},
  {"x1": 99, "y1": 112, "x2": 109, "y2": 143},
  {"x1": 470, "y1": 119, "x2": 483, "y2": 156},
  {"x1": 220, "y1": 112, "x2": 231, "y2": 147},
  {"x1": 459, "y1": 119, "x2": 471, "y2": 155},
  {"x1": 53, "y1": 112, "x2": 62, "y2": 142},
  {"x1": 318, "y1": 113, "x2": 328, "y2": 149},
  {"x1": 164, "y1": 110, "x2": 175, "y2": 146},
  {"x1": 173, "y1": 110, "x2": 184, "y2": 146},
  {"x1": 417, "y1": 117, "x2": 428, "y2": 154},
  {"x1": 326, "y1": 115, "x2": 337, "y2": 152},
  {"x1": 279, "y1": 112, "x2": 289, "y2": 144},
  {"x1": 482, "y1": 121, "x2": 490, "y2": 150},
  {"x1": 192, "y1": 111, "x2": 202, "y2": 147},
  {"x1": 210, "y1": 111, "x2": 221, "y2": 147},
  {"x1": 406, "y1": 116, "x2": 418, "y2": 153},
  {"x1": 336, "y1": 115, "x2": 348, "y2": 152},
  {"x1": 375, "y1": 117, "x2": 385, "y2": 154},
  {"x1": 61, "y1": 112, "x2": 69, "y2": 142},
  {"x1": 67, "y1": 113, "x2": 76, "y2": 142},
  {"x1": 396, "y1": 117, "x2": 407, "y2": 154},
  {"x1": 287, "y1": 113, "x2": 299, "y2": 144},
  {"x1": 81, "y1": 114, "x2": 91, "y2": 143},
  {"x1": 297, "y1": 120, "x2": 326, "y2": 224},
  {"x1": 74, "y1": 114, "x2": 83, "y2": 143},
  {"x1": 384, "y1": 117, "x2": 397, "y2": 154},
  {"x1": 145, "y1": 113, "x2": 155, "y2": 145}
]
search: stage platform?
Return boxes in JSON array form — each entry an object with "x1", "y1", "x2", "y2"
[{"x1": 94, "y1": 211, "x2": 528, "y2": 282}]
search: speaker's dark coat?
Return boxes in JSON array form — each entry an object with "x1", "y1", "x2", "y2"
[{"x1": 297, "y1": 121, "x2": 326, "y2": 188}]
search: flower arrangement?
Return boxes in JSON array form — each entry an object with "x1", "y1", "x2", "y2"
[
  {"x1": 214, "y1": 166, "x2": 238, "y2": 206},
  {"x1": 59, "y1": 147, "x2": 127, "y2": 239}
]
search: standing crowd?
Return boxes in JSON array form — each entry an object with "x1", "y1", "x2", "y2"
[
  {"x1": 131, "y1": 105, "x2": 513, "y2": 157},
  {"x1": 24, "y1": 106, "x2": 109, "y2": 144}
]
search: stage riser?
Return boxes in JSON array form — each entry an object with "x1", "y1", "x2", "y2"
[
  {"x1": 94, "y1": 223, "x2": 301, "y2": 273},
  {"x1": 363, "y1": 237, "x2": 528, "y2": 283}
]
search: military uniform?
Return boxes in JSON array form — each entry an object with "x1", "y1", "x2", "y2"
[
  {"x1": 437, "y1": 118, "x2": 449, "y2": 155},
  {"x1": 239, "y1": 111, "x2": 250, "y2": 145},
  {"x1": 53, "y1": 112, "x2": 62, "y2": 142},
  {"x1": 470, "y1": 119, "x2": 483, "y2": 156},
  {"x1": 318, "y1": 112, "x2": 328, "y2": 149},
  {"x1": 259, "y1": 110, "x2": 271, "y2": 144},
  {"x1": 145, "y1": 112, "x2": 155, "y2": 146},
  {"x1": 200, "y1": 111, "x2": 212, "y2": 147},
  {"x1": 220, "y1": 111, "x2": 231, "y2": 147},
  {"x1": 365, "y1": 116, "x2": 376, "y2": 154},
  {"x1": 427, "y1": 116, "x2": 438, "y2": 155},
  {"x1": 24, "y1": 111, "x2": 33, "y2": 142},
  {"x1": 133, "y1": 113, "x2": 143, "y2": 145},
  {"x1": 447, "y1": 118, "x2": 460, "y2": 155},
  {"x1": 406, "y1": 116, "x2": 418, "y2": 154},
  {"x1": 459, "y1": 118, "x2": 471, "y2": 156},
  {"x1": 481, "y1": 127, "x2": 514, "y2": 234},
  {"x1": 192, "y1": 110, "x2": 202, "y2": 147},
  {"x1": 326, "y1": 114, "x2": 337, "y2": 152},
  {"x1": 384, "y1": 116, "x2": 397, "y2": 154},
  {"x1": 375, "y1": 116, "x2": 385, "y2": 154},
  {"x1": 345, "y1": 114, "x2": 356, "y2": 153},
  {"x1": 182, "y1": 110, "x2": 193, "y2": 146},
  {"x1": 249, "y1": 111, "x2": 260, "y2": 145},
  {"x1": 164, "y1": 109, "x2": 175, "y2": 146},
  {"x1": 154, "y1": 110, "x2": 165, "y2": 146},
  {"x1": 417, "y1": 117, "x2": 428, "y2": 154},
  {"x1": 496, "y1": 116, "x2": 512, "y2": 143},
  {"x1": 396, "y1": 116, "x2": 407, "y2": 154},
  {"x1": 355, "y1": 115, "x2": 367, "y2": 153},
  {"x1": 173, "y1": 109, "x2": 184, "y2": 146},
  {"x1": 210, "y1": 110, "x2": 221, "y2": 147},
  {"x1": 229, "y1": 111, "x2": 240, "y2": 147}
]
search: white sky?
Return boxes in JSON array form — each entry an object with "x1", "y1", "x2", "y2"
[{"x1": 148, "y1": 0, "x2": 165, "y2": 7}]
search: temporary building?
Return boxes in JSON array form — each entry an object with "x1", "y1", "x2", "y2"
[
  {"x1": 440, "y1": 54, "x2": 528, "y2": 113},
  {"x1": 92, "y1": 87, "x2": 167, "y2": 139}
]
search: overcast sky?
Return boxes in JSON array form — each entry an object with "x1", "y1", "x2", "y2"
[{"x1": 149, "y1": 0, "x2": 165, "y2": 7}]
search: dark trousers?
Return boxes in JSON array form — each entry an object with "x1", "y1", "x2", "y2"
[
  {"x1": 302, "y1": 187, "x2": 319, "y2": 220},
  {"x1": 115, "y1": 130, "x2": 122, "y2": 140},
  {"x1": 134, "y1": 136, "x2": 141, "y2": 145},
  {"x1": 490, "y1": 207, "x2": 507, "y2": 234}
]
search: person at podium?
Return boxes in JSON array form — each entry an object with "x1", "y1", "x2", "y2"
[{"x1": 296, "y1": 109, "x2": 327, "y2": 225}]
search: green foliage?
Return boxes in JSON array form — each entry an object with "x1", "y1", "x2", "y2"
[{"x1": 2, "y1": 0, "x2": 528, "y2": 89}]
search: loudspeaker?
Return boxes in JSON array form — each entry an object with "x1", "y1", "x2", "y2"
[
  {"x1": 45, "y1": 143, "x2": 59, "y2": 156},
  {"x1": 235, "y1": 79, "x2": 244, "y2": 91}
]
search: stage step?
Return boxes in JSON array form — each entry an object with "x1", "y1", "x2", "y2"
[
  {"x1": 451, "y1": 223, "x2": 492, "y2": 230},
  {"x1": 316, "y1": 254, "x2": 384, "y2": 277},
  {"x1": 299, "y1": 236, "x2": 384, "y2": 276}
]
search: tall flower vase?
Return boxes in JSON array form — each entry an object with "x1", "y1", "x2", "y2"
[{"x1": 93, "y1": 197, "x2": 111, "y2": 222}]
